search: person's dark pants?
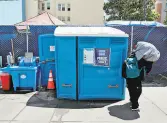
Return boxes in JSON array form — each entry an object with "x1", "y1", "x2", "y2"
[{"x1": 127, "y1": 77, "x2": 142, "y2": 108}]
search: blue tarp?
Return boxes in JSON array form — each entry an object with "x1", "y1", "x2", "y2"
[
  {"x1": 0, "y1": 34, "x2": 17, "y2": 41},
  {"x1": 105, "y1": 21, "x2": 165, "y2": 27}
]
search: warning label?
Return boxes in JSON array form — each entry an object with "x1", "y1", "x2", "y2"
[{"x1": 50, "y1": 46, "x2": 55, "y2": 52}]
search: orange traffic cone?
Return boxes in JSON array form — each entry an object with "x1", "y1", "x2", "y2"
[{"x1": 47, "y1": 70, "x2": 55, "y2": 90}]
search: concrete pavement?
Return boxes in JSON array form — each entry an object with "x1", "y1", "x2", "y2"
[{"x1": 0, "y1": 87, "x2": 167, "y2": 123}]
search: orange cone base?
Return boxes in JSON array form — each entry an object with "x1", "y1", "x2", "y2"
[{"x1": 47, "y1": 81, "x2": 55, "y2": 90}]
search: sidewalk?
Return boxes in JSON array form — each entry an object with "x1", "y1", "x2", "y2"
[{"x1": 0, "y1": 87, "x2": 167, "y2": 123}]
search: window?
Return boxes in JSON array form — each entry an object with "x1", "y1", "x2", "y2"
[
  {"x1": 58, "y1": 16, "x2": 61, "y2": 20},
  {"x1": 47, "y1": 2, "x2": 50, "y2": 10},
  {"x1": 42, "y1": 3, "x2": 45, "y2": 11},
  {"x1": 67, "y1": 16, "x2": 70, "y2": 21},
  {"x1": 62, "y1": 16, "x2": 65, "y2": 21},
  {"x1": 57, "y1": 3, "x2": 66, "y2": 11},
  {"x1": 67, "y1": 4, "x2": 71, "y2": 11},
  {"x1": 62, "y1": 4, "x2": 65, "y2": 11},
  {"x1": 58, "y1": 4, "x2": 61, "y2": 11}
]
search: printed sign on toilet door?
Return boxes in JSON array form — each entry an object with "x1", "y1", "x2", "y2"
[{"x1": 94, "y1": 48, "x2": 110, "y2": 66}]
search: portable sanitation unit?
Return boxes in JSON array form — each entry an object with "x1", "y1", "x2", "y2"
[
  {"x1": 38, "y1": 34, "x2": 56, "y2": 87},
  {"x1": 54, "y1": 27, "x2": 129, "y2": 100}
]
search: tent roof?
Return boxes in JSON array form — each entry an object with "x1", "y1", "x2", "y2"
[{"x1": 15, "y1": 12, "x2": 66, "y2": 30}]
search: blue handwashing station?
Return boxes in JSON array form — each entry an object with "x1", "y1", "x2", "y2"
[
  {"x1": 1, "y1": 52, "x2": 40, "y2": 91},
  {"x1": 0, "y1": 34, "x2": 57, "y2": 92},
  {"x1": 54, "y1": 26, "x2": 129, "y2": 100}
]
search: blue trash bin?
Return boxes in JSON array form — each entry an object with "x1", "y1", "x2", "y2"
[
  {"x1": 8, "y1": 66, "x2": 38, "y2": 91},
  {"x1": 54, "y1": 27, "x2": 129, "y2": 100}
]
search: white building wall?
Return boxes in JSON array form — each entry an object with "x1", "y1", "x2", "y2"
[
  {"x1": 0, "y1": 0, "x2": 24, "y2": 25},
  {"x1": 38, "y1": 0, "x2": 104, "y2": 25},
  {"x1": 25, "y1": 0, "x2": 38, "y2": 20}
]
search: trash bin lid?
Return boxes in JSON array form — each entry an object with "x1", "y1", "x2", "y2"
[{"x1": 8, "y1": 66, "x2": 37, "y2": 71}]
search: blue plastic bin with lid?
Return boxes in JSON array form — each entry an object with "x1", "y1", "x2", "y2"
[
  {"x1": 2, "y1": 66, "x2": 39, "y2": 91},
  {"x1": 38, "y1": 34, "x2": 56, "y2": 87},
  {"x1": 54, "y1": 26, "x2": 129, "y2": 100}
]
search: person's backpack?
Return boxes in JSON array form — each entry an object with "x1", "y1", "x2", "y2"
[{"x1": 125, "y1": 56, "x2": 141, "y2": 78}]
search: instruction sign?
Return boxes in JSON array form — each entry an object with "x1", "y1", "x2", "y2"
[
  {"x1": 83, "y1": 48, "x2": 94, "y2": 64},
  {"x1": 94, "y1": 48, "x2": 110, "y2": 66},
  {"x1": 50, "y1": 46, "x2": 55, "y2": 52}
]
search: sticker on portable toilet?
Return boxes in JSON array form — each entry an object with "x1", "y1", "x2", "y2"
[
  {"x1": 50, "y1": 46, "x2": 55, "y2": 52},
  {"x1": 94, "y1": 48, "x2": 110, "y2": 66},
  {"x1": 20, "y1": 75, "x2": 26, "y2": 79},
  {"x1": 83, "y1": 48, "x2": 94, "y2": 64}
]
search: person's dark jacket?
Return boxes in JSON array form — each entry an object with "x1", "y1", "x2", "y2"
[
  {"x1": 122, "y1": 53, "x2": 153, "y2": 81},
  {"x1": 138, "y1": 58, "x2": 153, "y2": 80}
]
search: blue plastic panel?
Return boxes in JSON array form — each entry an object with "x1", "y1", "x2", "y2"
[
  {"x1": 40, "y1": 62, "x2": 55, "y2": 86},
  {"x1": 38, "y1": 34, "x2": 56, "y2": 61},
  {"x1": 78, "y1": 37, "x2": 128, "y2": 100},
  {"x1": 38, "y1": 34, "x2": 56, "y2": 87},
  {"x1": 55, "y1": 37, "x2": 77, "y2": 100}
]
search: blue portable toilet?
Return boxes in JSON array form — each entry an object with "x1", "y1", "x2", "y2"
[
  {"x1": 54, "y1": 27, "x2": 129, "y2": 100},
  {"x1": 38, "y1": 34, "x2": 56, "y2": 87}
]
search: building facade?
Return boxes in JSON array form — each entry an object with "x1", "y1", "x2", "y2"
[
  {"x1": 0, "y1": 0, "x2": 26, "y2": 25},
  {"x1": 0, "y1": 0, "x2": 104, "y2": 25},
  {"x1": 37, "y1": 0, "x2": 104, "y2": 25},
  {"x1": 25, "y1": 0, "x2": 38, "y2": 20},
  {"x1": 155, "y1": 0, "x2": 167, "y2": 23}
]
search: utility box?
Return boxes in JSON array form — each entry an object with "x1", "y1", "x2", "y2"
[
  {"x1": 8, "y1": 66, "x2": 38, "y2": 91},
  {"x1": 38, "y1": 34, "x2": 56, "y2": 87},
  {"x1": 54, "y1": 27, "x2": 129, "y2": 100}
]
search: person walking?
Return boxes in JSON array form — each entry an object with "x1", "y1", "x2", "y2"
[{"x1": 122, "y1": 52, "x2": 153, "y2": 110}]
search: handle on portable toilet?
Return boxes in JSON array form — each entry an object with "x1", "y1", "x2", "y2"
[
  {"x1": 108, "y1": 85, "x2": 119, "y2": 88},
  {"x1": 62, "y1": 84, "x2": 72, "y2": 87},
  {"x1": 40, "y1": 59, "x2": 55, "y2": 64}
]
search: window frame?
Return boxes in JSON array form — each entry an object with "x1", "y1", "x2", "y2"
[
  {"x1": 58, "y1": 16, "x2": 62, "y2": 21},
  {"x1": 67, "y1": 4, "x2": 71, "y2": 11},
  {"x1": 42, "y1": 3, "x2": 45, "y2": 11},
  {"x1": 58, "y1": 4, "x2": 61, "y2": 11},
  {"x1": 61, "y1": 16, "x2": 65, "y2": 22},
  {"x1": 62, "y1": 4, "x2": 65, "y2": 11},
  {"x1": 47, "y1": 2, "x2": 50, "y2": 10},
  {"x1": 67, "y1": 16, "x2": 70, "y2": 22}
]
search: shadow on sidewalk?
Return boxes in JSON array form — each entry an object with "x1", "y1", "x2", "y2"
[
  {"x1": 26, "y1": 91, "x2": 120, "y2": 109},
  {"x1": 108, "y1": 103, "x2": 140, "y2": 120}
]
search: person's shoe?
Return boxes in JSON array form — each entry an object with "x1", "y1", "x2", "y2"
[{"x1": 131, "y1": 106, "x2": 139, "y2": 111}]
